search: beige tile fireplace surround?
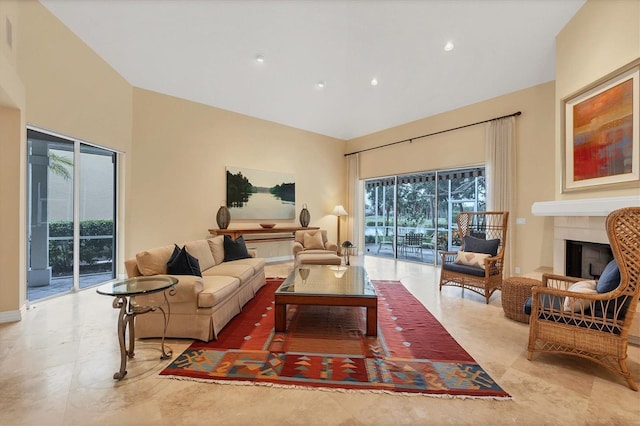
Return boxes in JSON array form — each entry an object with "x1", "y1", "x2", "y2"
[{"x1": 532, "y1": 195, "x2": 640, "y2": 342}]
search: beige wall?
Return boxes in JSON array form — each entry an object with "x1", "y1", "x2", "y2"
[
  {"x1": 0, "y1": 0, "x2": 25, "y2": 318},
  {"x1": 555, "y1": 0, "x2": 640, "y2": 200},
  {"x1": 0, "y1": 107, "x2": 26, "y2": 317},
  {"x1": 347, "y1": 82, "x2": 557, "y2": 275},
  {"x1": 17, "y1": 2, "x2": 133, "y2": 152},
  {"x1": 128, "y1": 88, "x2": 346, "y2": 260},
  {"x1": 0, "y1": 0, "x2": 17, "y2": 72}
]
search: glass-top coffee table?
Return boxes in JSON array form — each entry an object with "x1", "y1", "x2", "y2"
[{"x1": 274, "y1": 265, "x2": 377, "y2": 336}]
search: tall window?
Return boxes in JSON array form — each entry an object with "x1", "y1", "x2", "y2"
[
  {"x1": 364, "y1": 167, "x2": 485, "y2": 264},
  {"x1": 27, "y1": 128, "x2": 117, "y2": 301}
]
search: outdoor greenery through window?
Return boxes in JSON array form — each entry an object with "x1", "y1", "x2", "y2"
[{"x1": 364, "y1": 167, "x2": 485, "y2": 264}]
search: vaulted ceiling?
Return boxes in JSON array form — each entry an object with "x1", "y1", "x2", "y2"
[{"x1": 41, "y1": 0, "x2": 586, "y2": 140}]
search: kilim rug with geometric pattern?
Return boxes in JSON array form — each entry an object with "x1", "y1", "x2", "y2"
[{"x1": 160, "y1": 278, "x2": 510, "y2": 399}]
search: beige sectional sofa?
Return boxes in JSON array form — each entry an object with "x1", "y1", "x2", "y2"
[{"x1": 124, "y1": 236, "x2": 266, "y2": 341}]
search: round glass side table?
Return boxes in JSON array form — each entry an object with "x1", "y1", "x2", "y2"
[{"x1": 97, "y1": 276, "x2": 178, "y2": 380}]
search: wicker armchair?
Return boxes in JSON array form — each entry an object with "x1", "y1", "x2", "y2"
[
  {"x1": 439, "y1": 211, "x2": 509, "y2": 304},
  {"x1": 527, "y1": 207, "x2": 640, "y2": 391}
]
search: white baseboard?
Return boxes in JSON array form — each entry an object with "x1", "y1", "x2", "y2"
[{"x1": 0, "y1": 308, "x2": 22, "y2": 323}]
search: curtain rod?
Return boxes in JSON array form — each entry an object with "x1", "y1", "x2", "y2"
[{"x1": 344, "y1": 111, "x2": 522, "y2": 157}]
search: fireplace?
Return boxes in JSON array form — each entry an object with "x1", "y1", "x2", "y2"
[
  {"x1": 532, "y1": 195, "x2": 639, "y2": 342},
  {"x1": 531, "y1": 195, "x2": 638, "y2": 276},
  {"x1": 565, "y1": 240, "x2": 613, "y2": 279}
]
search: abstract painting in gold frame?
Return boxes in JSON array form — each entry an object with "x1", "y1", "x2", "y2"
[{"x1": 564, "y1": 66, "x2": 639, "y2": 191}]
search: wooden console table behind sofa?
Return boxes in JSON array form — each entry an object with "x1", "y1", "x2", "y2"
[{"x1": 208, "y1": 226, "x2": 320, "y2": 243}]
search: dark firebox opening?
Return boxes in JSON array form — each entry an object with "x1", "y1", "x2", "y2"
[{"x1": 565, "y1": 240, "x2": 613, "y2": 280}]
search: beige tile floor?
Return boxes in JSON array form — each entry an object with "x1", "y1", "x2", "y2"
[{"x1": 1, "y1": 256, "x2": 639, "y2": 425}]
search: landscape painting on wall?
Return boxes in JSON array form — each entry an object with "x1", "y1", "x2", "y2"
[
  {"x1": 564, "y1": 66, "x2": 639, "y2": 190},
  {"x1": 226, "y1": 166, "x2": 295, "y2": 220}
]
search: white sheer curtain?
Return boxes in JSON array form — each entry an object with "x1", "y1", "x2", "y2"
[
  {"x1": 485, "y1": 116, "x2": 515, "y2": 276},
  {"x1": 346, "y1": 153, "x2": 361, "y2": 252}
]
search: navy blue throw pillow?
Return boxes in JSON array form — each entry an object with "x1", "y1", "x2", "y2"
[
  {"x1": 167, "y1": 244, "x2": 202, "y2": 277},
  {"x1": 463, "y1": 235, "x2": 500, "y2": 256},
  {"x1": 596, "y1": 259, "x2": 620, "y2": 293},
  {"x1": 168, "y1": 244, "x2": 181, "y2": 264},
  {"x1": 223, "y1": 235, "x2": 252, "y2": 262}
]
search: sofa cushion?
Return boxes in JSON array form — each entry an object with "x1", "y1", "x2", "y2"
[
  {"x1": 463, "y1": 235, "x2": 500, "y2": 256},
  {"x1": 207, "y1": 236, "x2": 225, "y2": 265},
  {"x1": 442, "y1": 262, "x2": 487, "y2": 277},
  {"x1": 223, "y1": 235, "x2": 252, "y2": 261},
  {"x1": 563, "y1": 280, "x2": 597, "y2": 312},
  {"x1": 202, "y1": 263, "x2": 255, "y2": 283},
  {"x1": 184, "y1": 239, "x2": 216, "y2": 271},
  {"x1": 524, "y1": 294, "x2": 564, "y2": 316},
  {"x1": 303, "y1": 231, "x2": 325, "y2": 249},
  {"x1": 167, "y1": 245, "x2": 202, "y2": 277},
  {"x1": 229, "y1": 257, "x2": 266, "y2": 274},
  {"x1": 297, "y1": 249, "x2": 335, "y2": 255},
  {"x1": 596, "y1": 259, "x2": 620, "y2": 293},
  {"x1": 197, "y1": 275, "x2": 240, "y2": 308},
  {"x1": 135, "y1": 245, "x2": 174, "y2": 276},
  {"x1": 454, "y1": 250, "x2": 490, "y2": 269}
]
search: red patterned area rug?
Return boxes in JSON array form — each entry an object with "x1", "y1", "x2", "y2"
[{"x1": 160, "y1": 278, "x2": 510, "y2": 398}]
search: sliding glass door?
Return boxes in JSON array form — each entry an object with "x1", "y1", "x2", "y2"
[
  {"x1": 78, "y1": 144, "x2": 116, "y2": 288},
  {"x1": 364, "y1": 177, "x2": 397, "y2": 257},
  {"x1": 27, "y1": 128, "x2": 117, "y2": 300},
  {"x1": 397, "y1": 173, "x2": 437, "y2": 263},
  {"x1": 28, "y1": 133, "x2": 75, "y2": 299},
  {"x1": 364, "y1": 167, "x2": 485, "y2": 265}
]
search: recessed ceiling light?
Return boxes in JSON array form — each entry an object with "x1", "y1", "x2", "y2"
[
  {"x1": 316, "y1": 81, "x2": 326, "y2": 89},
  {"x1": 370, "y1": 78, "x2": 379, "y2": 86},
  {"x1": 255, "y1": 54, "x2": 265, "y2": 63},
  {"x1": 443, "y1": 41, "x2": 455, "y2": 52}
]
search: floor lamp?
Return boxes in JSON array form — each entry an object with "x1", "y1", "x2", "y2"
[{"x1": 332, "y1": 205, "x2": 348, "y2": 252}]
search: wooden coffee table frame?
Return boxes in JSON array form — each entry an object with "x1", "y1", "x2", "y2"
[{"x1": 274, "y1": 278, "x2": 378, "y2": 337}]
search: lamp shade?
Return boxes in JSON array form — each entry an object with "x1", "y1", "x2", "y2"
[{"x1": 331, "y1": 205, "x2": 348, "y2": 216}]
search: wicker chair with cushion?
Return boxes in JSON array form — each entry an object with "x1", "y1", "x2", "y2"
[
  {"x1": 439, "y1": 211, "x2": 509, "y2": 304},
  {"x1": 526, "y1": 207, "x2": 640, "y2": 391}
]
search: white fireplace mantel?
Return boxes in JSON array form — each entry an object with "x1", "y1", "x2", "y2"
[{"x1": 531, "y1": 195, "x2": 639, "y2": 217}]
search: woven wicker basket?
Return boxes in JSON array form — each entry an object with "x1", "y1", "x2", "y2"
[{"x1": 501, "y1": 277, "x2": 541, "y2": 323}]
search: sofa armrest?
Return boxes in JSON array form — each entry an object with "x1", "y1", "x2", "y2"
[
  {"x1": 125, "y1": 258, "x2": 141, "y2": 277},
  {"x1": 293, "y1": 242, "x2": 304, "y2": 256},
  {"x1": 541, "y1": 273, "x2": 583, "y2": 291},
  {"x1": 248, "y1": 249, "x2": 257, "y2": 258},
  {"x1": 482, "y1": 254, "x2": 504, "y2": 276},
  {"x1": 325, "y1": 242, "x2": 338, "y2": 253},
  {"x1": 439, "y1": 250, "x2": 458, "y2": 264},
  {"x1": 133, "y1": 274, "x2": 204, "y2": 305},
  {"x1": 169, "y1": 274, "x2": 204, "y2": 303}
]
